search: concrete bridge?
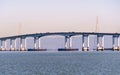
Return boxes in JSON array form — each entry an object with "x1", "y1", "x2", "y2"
[{"x1": 0, "y1": 32, "x2": 120, "y2": 51}]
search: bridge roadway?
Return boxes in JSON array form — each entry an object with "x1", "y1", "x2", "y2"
[{"x1": 0, "y1": 32, "x2": 120, "y2": 51}]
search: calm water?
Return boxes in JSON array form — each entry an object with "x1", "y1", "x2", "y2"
[{"x1": 0, "y1": 51, "x2": 120, "y2": 75}]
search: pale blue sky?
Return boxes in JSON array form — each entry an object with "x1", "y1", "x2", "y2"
[{"x1": 0, "y1": 0, "x2": 120, "y2": 37}]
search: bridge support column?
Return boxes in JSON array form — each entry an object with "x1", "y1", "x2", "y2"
[
  {"x1": 10, "y1": 39, "x2": 17, "y2": 51},
  {"x1": 0, "y1": 40, "x2": 2, "y2": 50},
  {"x1": 4, "y1": 40, "x2": 7, "y2": 51},
  {"x1": 0, "y1": 40, "x2": 3, "y2": 51},
  {"x1": 58, "y1": 36, "x2": 78, "y2": 51},
  {"x1": 10, "y1": 38, "x2": 17, "y2": 51},
  {"x1": 1, "y1": 40, "x2": 7, "y2": 51},
  {"x1": 20, "y1": 38, "x2": 22, "y2": 51},
  {"x1": 34, "y1": 37, "x2": 39, "y2": 50},
  {"x1": 64, "y1": 36, "x2": 72, "y2": 49},
  {"x1": 112, "y1": 35, "x2": 119, "y2": 51},
  {"x1": 32, "y1": 37, "x2": 46, "y2": 51},
  {"x1": 0, "y1": 40, "x2": 5, "y2": 51},
  {"x1": 38, "y1": 37, "x2": 41, "y2": 49},
  {"x1": 10, "y1": 39, "x2": 13, "y2": 51},
  {"x1": 14, "y1": 39, "x2": 17, "y2": 51},
  {"x1": 20, "y1": 37, "x2": 26, "y2": 51},
  {"x1": 69, "y1": 37, "x2": 72, "y2": 48},
  {"x1": 25, "y1": 38, "x2": 27, "y2": 51},
  {"x1": 65, "y1": 36, "x2": 68, "y2": 48},
  {"x1": 82, "y1": 34, "x2": 89, "y2": 51},
  {"x1": 97, "y1": 35, "x2": 104, "y2": 51}
]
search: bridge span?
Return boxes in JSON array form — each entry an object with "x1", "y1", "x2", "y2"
[{"x1": 0, "y1": 32, "x2": 120, "y2": 51}]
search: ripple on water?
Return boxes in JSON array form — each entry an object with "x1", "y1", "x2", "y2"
[{"x1": 0, "y1": 51, "x2": 120, "y2": 75}]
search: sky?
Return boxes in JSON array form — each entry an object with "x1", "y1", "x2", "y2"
[{"x1": 0, "y1": 0, "x2": 120, "y2": 37}]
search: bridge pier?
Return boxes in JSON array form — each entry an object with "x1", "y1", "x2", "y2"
[
  {"x1": 82, "y1": 34, "x2": 89, "y2": 51},
  {"x1": 20, "y1": 37, "x2": 27, "y2": 51},
  {"x1": 0, "y1": 40, "x2": 7, "y2": 51},
  {"x1": 112, "y1": 35, "x2": 119, "y2": 51},
  {"x1": 10, "y1": 39, "x2": 17, "y2": 51},
  {"x1": 0, "y1": 40, "x2": 4, "y2": 51},
  {"x1": 14, "y1": 38, "x2": 17, "y2": 51},
  {"x1": 34, "y1": 37, "x2": 43, "y2": 49},
  {"x1": 10, "y1": 39, "x2": 13, "y2": 51},
  {"x1": 97, "y1": 35, "x2": 104, "y2": 51},
  {"x1": 64, "y1": 36, "x2": 73, "y2": 49},
  {"x1": 34, "y1": 37, "x2": 38, "y2": 49},
  {"x1": 5, "y1": 39, "x2": 7, "y2": 51},
  {"x1": 31, "y1": 37, "x2": 47, "y2": 51},
  {"x1": 38, "y1": 37, "x2": 41, "y2": 49},
  {"x1": 58, "y1": 36, "x2": 78, "y2": 51},
  {"x1": 0, "y1": 40, "x2": 2, "y2": 50},
  {"x1": 69, "y1": 37, "x2": 72, "y2": 48}
]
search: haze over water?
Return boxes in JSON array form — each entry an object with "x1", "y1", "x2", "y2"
[{"x1": 0, "y1": 0, "x2": 120, "y2": 37}]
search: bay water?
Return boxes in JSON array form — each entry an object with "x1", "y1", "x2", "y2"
[{"x1": 0, "y1": 51, "x2": 120, "y2": 75}]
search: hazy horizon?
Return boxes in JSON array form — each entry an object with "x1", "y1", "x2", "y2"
[{"x1": 0, "y1": 0, "x2": 120, "y2": 37}]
